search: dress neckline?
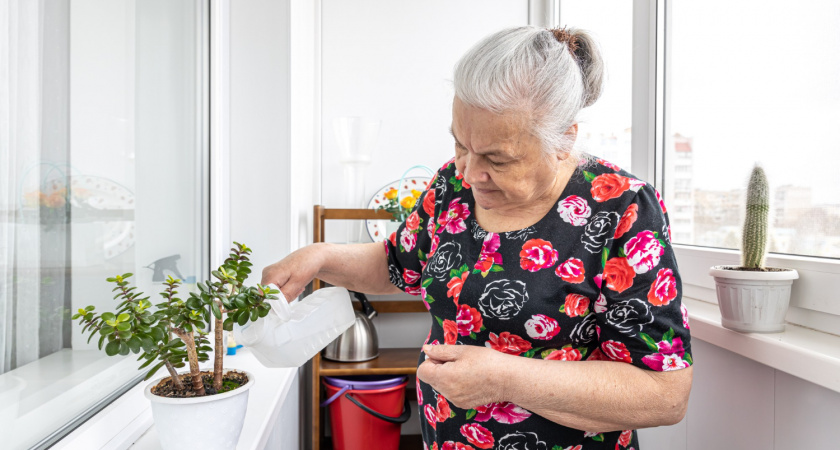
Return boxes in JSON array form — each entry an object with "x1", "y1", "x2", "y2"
[{"x1": 469, "y1": 164, "x2": 583, "y2": 239}]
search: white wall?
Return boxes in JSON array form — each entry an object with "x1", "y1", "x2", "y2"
[{"x1": 638, "y1": 339, "x2": 840, "y2": 450}]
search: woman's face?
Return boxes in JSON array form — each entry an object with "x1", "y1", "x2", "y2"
[{"x1": 451, "y1": 97, "x2": 567, "y2": 213}]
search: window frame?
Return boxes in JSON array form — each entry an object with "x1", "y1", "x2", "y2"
[{"x1": 629, "y1": 0, "x2": 840, "y2": 335}]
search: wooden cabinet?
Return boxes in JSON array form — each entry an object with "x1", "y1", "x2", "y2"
[{"x1": 311, "y1": 206, "x2": 426, "y2": 449}]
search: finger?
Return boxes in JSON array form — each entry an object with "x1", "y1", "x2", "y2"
[
  {"x1": 422, "y1": 344, "x2": 460, "y2": 362},
  {"x1": 416, "y1": 359, "x2": 439, "y2": 386}
]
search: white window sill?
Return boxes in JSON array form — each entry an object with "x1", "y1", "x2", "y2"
[
  {"x1": 53, "y1": 348, "x2": 297, "y2": 450},
  {"x1": 684, "y1": 296, "x2": 840, "y2": 393}
]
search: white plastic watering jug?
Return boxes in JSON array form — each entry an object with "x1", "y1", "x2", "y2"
[{"x1": 234, "y1": 286, "x2": 356, "y2": 368}]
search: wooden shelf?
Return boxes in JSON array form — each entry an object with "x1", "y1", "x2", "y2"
[{"x1": 320, "y1": 348, "x2": 420, "y2": 376}]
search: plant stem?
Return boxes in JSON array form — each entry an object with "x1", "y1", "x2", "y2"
[
  {"x1": 164, "y1": 359, "x2": 185, "y2": 391},
  {"x1": 213, "y1": 310, "x2": 224, "y2": 390},
  {"x1": 175, "y1": 329, "x2": 206, "y2": 396}
]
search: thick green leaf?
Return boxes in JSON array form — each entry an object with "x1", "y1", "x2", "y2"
[
  {"x1": 140, "y1": 336, "x2": 156, "y2": 352},
  {"x1": 223, "y1": 318, "x2": 234, "y2": 331},
  {"x1": 150, "y1": 327, "x2": 165, "y2": 341},
  {"x1": 118, "y1": 342, "x2": 129, "y2": 356},
  {"x1": 236, "y1": 310, "x2": 249, "y2": 326},
  {"x1": 117, "y1": 313, "x2": 130, "y2": 323},
  {"x1": 101, "y1": 312, "x2": 115, "y2": 322},
  {"x1": 128, "y1": 336, "x2": 142, "y2": 353},
  {"x1": 100, "y1": 325, "x2": 115, "y2": 336},
  {"x1": 116, "y1": 322, "x2": 131, "y2": 332},
  {"x1": 249, "y1": 308, "x2": 259, "y2": 322},
  {"x1": 186, "y1": 298, "x2": 202, "y2": 310},
  {"x1": 105, "y1": 340, "x2": 120, "y2": 356},
  {"x1": 211, "y1": 301, "x2": 222, "y2": 320}
]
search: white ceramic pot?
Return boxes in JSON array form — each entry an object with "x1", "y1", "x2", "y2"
[
  {"x1": 144, "y1": 369, "x2": 254, "y2": 450},
  {"x1": 709, "y1": 266, "x2": 799, "y2": 333}
]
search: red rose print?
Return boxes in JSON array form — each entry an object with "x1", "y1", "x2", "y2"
[
  {"x1": 443, "y1": 320, "x2": 458, "y2": 345},
  {"x1": 596, "y1": 158, "x2": 620, "y2": 171},
  {"x1": 436, "y1": 394, "x2": 452, "y2": 422},
  {"x1": 442, "y1": 442, "x2": 475, "y2": 450},
  {"x1": 485, "y1": 331, "x2": 531, "y2": 355},
  {"x1": 432, "y1": 443, "x2": 439, "y2": 450},
  {"x1": 614, "y1": 203, "x2": 639, "y2": 239},
  {"x1": 603, "y1": 257, "x2": 635, "y2": 293},
  {"x1": 618, "y1": 429, "x2": 633, "y2": 447},
  {"x1": 647, "y1": 268, "x2": 677, "y2": 306},
  {"x1": 555, "y1": 257, "x2": 585, "y2": 283},
  {"x1": 590, "y1": 173, "x2": 631, "y2": 202},
  {"x1": 423, "y1": 189, "x2": 436, "y2": 216},
  {"x1": 587, "y1": 347, "x2": 609, "y2": 361},
  {"x1": 447, "y1": 271, "x2": 468, "y2": 304},
  {"x1": 601, "y1": 340, "x2": 632, "y2": 364},
  {"x1": 544, "y1": 347, "x2": 582, "y2": 361},
  {"x1": 424, "y1": 403, "x2": 437, "y2": 429},
  {"x1": 520, "y1": 239, "x2": 559, "y2": 272},
  {"x1": 564, "y1": 293, "x2": 590, "y2": 317},
  {"x1": 403, "y1": 269, "x2": 420, "y2": 285},
  {"x1": 405, "y1": 285, "x2": 421, "y2": 296},
  {"x1": 388, "y1": 231, "x2": 397, "y2": 247},
  {"x1": 460, "y1": 423, "x2": 494, "y2": 449},
  {"x1": 406, "y1": 211, "x2": 421, "y2": 232},
  {"x1": 456, "y1": 304, "x2": 483, "y2": 336}
]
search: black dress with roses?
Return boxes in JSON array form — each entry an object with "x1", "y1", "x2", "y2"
[{"x1": 384, "y1": 155, "x2": 693, "y2": 450}]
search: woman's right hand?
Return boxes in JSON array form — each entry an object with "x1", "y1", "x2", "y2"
[{"x1": 261, "y1": 244, "x2": 327, "y2": 301}]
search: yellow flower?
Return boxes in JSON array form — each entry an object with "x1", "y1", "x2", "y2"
[
  {"x1": 400, "y1": 196, "x2": 416, "y2": 210},
  {"x1": 411, "y1": 189, "x2": 422, "y2": 198},
  {"x1": 384, "y1": 188, "x2": 399, "y2": 200}
]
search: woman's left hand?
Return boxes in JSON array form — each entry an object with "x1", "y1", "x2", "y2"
[{"x1": 417, "y1": 344, "x2": 511, "y2": 410}]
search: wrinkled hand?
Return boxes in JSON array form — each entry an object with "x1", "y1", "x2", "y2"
[
  {"x1": 417, "y1": 344, "x2": 510, "y2": 410},
  {"x1": 261, "y1": 244, "x2": 325, "y2": 301}
]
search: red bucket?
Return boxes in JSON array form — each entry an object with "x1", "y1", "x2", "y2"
[{"x1": 321, "y1": 376, "x2": 410, "y2": 450}]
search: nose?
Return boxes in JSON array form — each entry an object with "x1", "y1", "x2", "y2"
[{"x1": 461, "y1": 153, "x2": 489, "y2": 186}]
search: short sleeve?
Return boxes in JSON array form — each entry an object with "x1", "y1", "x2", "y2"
[
  {"x1": 383, "y1": 171, "x2": 442, "y2": 296},
  {"x1": 593, "y1": 185, "x2": 694, "y2": 371}
]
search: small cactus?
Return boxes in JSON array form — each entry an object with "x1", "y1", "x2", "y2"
[{"x1": 741, "y1": 165, "x2": 769, "y2": 269}]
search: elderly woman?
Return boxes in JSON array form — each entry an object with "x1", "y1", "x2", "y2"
[{"x1": 263, "y1": 26, "x2": 692, "y2": 450}]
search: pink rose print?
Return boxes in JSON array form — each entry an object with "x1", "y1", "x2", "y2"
[
  {"x1": 642, "y1": 337, "x2": 689, "y2": 371},
  {"x1": 555, "y1": 258, "x2": 585, "y2": 283},
  {"x1": 647, "y1": 268, "x2": 677, "y2": 306},
  {"x1": 424, "y1": 403, "x2": 437, "y2": 429},
  {"x1": 438, "y1": 199, "x2": 471, "y2": 234},
  {"x1": 628, "y1": 178, "x2": 646, "y2": 192},
  {"x1": 596, "y1": 158, "x2": 620, "y2": 171},
  {"x1": 416, "y1": 377, "x2": 423, "y2": 405},
  {"x1": 601, "y1": 340, "x2": 633, "y2": 364},
  {"x1": 460, "y1": 423, "x2": 494, "y2": 449},
  {"x1": 587, "y1": 347, "x2": 609, "y2": 361},
  {"x1": 562, "y1": 446, "x2": 583, "y2": 450},
  {"x1": 594, "y1": 292, "x2": 607, "y2": 313},
  {"x1": 474, "y1": 402, "x2": 531, "y2": 424},
  {"x1": 593, "y1": 273, "x2": 603, "y2": 288},
  {"x1": 456, "y1": 304, "x2": 483, "y2": 336},
  {"x1": 624, "y1": 230, "x2": 665, "y2": 274},
  {"x1": 655, "y1": 188, "x2": 667, "y2": 213},
  {"x1": 428, "y1": 234, "x2": 440, "y2": 257},
  {"x1": 400, "y1": 227, "x2": 417, "y2": 252},
  {"x1": 474, "y1": 233, "x2": 503, "y2": 277},
  {"x1": 403, "y1": 269, "x2": 420, "y2": 285},
  {"x1": 442, "y1": 442, "x2": 475, "y2": 450},
  {"x1": 557, "y1": 195, "x2": 592, "y2": 226},
  {"x1": 519, "y1": 239, "x2": 559, "y2": 272},
  {"x1": 485, "y1": 332, "x2": 532, "y2": 356},
  {"x1": 681, "y1": 304, "x2": 691, "y2": 329},
  {"x1": 544, "y1": 347, "x2": 582, "y2": 361},
  {"x1": 618, "y1": 430, "x2": 633, "y2": 447},
  {"x1": 524, "y1": 314, "x2": 560, "y2": 340},
  {"x1": 405, "y1": 285, "x2": 422, "y2": 296}
]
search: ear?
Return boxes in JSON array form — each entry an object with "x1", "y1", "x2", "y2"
[{"x1": 564, "y1": 123, "x2": 579, "y2": 147}]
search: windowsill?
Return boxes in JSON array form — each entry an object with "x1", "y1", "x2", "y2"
[
  {"x1": 684, "y1": 296, "x2": 840, "y2": 393},
  {"x1": 53, "y1": 348, "x2": 297, "y2": 449}
]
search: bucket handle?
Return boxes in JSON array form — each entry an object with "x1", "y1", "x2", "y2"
[
  {"x1": 320, "y1": 384, "x2": 351, "y2": 407},
  {"x1": 345, "y1": 393, "x2": 412, "y2": 424}
]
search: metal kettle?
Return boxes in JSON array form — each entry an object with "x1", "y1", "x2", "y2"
[{"x1": 323, "y1": 291, "x2": 379, "y2": 362}]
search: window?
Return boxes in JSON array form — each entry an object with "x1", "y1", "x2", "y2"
[
  {"x1": 666, "y1": 0, "x2": 840, "y2": 259},
  {"x1": 559, "y1": 0, "x2": 634, "y2": 172},
  {"x1": 0, "y1": 1, "x2": 208, "y2": 447}
]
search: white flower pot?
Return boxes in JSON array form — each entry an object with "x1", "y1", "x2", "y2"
[
  {"x1": 709, "y1": 266, "x2": 799, "y2": 333},
  {"x1": 144, "y1": 369, "x2": 254, "y2": 450}
]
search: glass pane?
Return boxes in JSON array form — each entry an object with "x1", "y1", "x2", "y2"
[
  {"x1": 667, "y1": 0, "x2": 840, "y2": 258},
  {"x1": 560, "y1": 0, "x2": 634, "y2": 172},
  {"x1": 0, "y1": 1, "x2": 206, "y2": 447}
]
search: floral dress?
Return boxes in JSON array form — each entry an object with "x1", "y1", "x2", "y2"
[{"x1": 384, "y1": 155, "x2": 693, "y2": 450}]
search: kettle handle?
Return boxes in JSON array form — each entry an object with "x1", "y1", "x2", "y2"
[{"x1": 351, "y1": 291, "x2": 377, "y2": 320}]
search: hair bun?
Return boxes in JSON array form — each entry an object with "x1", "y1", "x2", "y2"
[{"x1": 551, "y1": 28, "x2": 579, "y2": 55}]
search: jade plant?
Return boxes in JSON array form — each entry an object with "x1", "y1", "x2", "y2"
[
  {"x1": 72, "y1": 242, "x2": 278, "y2": 396},
  {"x1": 741, "y1": 165, "x2": 770, "y2": 270}
]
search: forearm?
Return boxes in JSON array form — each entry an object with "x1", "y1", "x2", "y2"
[
  {"x1": 314, "y1": 242, "x2": 402, "y2": 295},
  {"x1": 498, "y1": 356, "x2": 691, "y2": 432}
]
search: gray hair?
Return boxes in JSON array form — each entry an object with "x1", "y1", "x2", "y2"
[{"x1": 453, "y1": 26, "x2": 605, "y2": 157}]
